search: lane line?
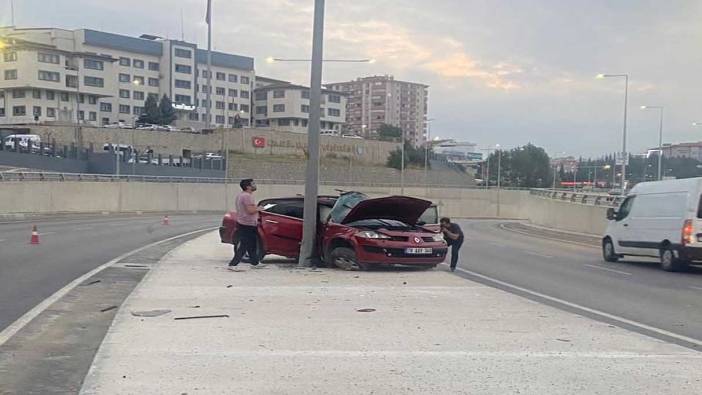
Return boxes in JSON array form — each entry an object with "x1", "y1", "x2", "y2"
[
  {"x1": 497, "y1": 223, "x2": 598, "y2": 249},
  {"x1": 689, "y1": 286, "x2": 702, "y2": 292},
  {"x1": 584, "y1": 264, "x2": 632, "y2": 276},
  {"x1": 38, "y1": 232, "x2": 56, "y2": 236},
  {"x1": 452, "y1": 266, "x2": 702, "y2": 348},
  {"x1": 73, "y1": 226, "x2": 94, "y2": 231},
  {"x1": 524, "y1": 251, "x2": 555, "y2": 259},
  {"x1": 0, "y1": 226, "x2": 217, "y2": 347}
]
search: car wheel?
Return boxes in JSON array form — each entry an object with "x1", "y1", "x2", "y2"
[
  {"x1": 660, "y1": 246, "x2": 688, "y2": 272},
  {"x1": 330, "y1": 247, "x2": 367, "y2": 271},
  {"x1": 602, "y1": 238, "x2": 619, "y2": 263}
]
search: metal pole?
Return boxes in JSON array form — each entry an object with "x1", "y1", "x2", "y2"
[
  {"x1": 485, "y1": 155, "x2": 490, "y2": 190},
  {"x1": 205, "y1": 0, "x2": 213, "y2": 129},
  {"x1": 298, "y1": 0, "x2": 325, "y2": 267},
  {"x1": 552, "y1": 165, "x2": 557, "y2": 190},
  {"x1": 573, "y1": 167, "x2": 576, "y2": 192},
  {"x1": 424, "y1": 122, "x2": 430, "y2": 194},
  {"x1": 657, "y1": 107, "x2": 664, "y2": 181},
  {"x1": 400, "y1": 129, "x2": 405, "y2": 195},
  {"x1": 621, "y1": 75, "x2": 629, "y2": 190},
  {"x1": 496, "y1": 149, "x2": 501, "y2": 217}
]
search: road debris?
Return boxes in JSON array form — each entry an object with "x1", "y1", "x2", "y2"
[
  {"x1": 131, "y1": 309, "x2": 171, "y2": 317},
  {"x1": 81, "y1": 279, "x2": 101, "y2": 286},
  {"x1": 174, "y1": 314, "x2": 229, "y2": 320},
  {"x1": 356, "y1": 308, "x2": 376, "y2": 313},
  {"x1": 100, "y1": 306, "x2": 118, "y2": 313}
]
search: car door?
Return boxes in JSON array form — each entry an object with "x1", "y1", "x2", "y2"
[
  {"x1": 259, "y1": 201, "x2": 304, "y2": 257},
  {"x1": 612, "y1": 196, "x2": 637, "y2": 255}
]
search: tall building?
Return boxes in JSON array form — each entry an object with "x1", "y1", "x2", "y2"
[
  {"x1": 0, "y1": 27, "x2": 254, "y2": 128},
  {"x1": 326, "y1": 75, "x2": 429, "y2": 145},
  {"x1": 658, "y1": 142, "x2": 702, "y2": 161},
  {"x1": 253, "y1": 78, "x2": 347, "y2": 133}
]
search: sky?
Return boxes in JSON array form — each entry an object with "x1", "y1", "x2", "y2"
[{"x1": 4, "y1": 0, "x2": 702, "y2": 157}]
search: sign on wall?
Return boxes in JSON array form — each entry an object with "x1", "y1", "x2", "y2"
[{"x1": 252, "y1": 136, "x2": 266, "y2": 148}]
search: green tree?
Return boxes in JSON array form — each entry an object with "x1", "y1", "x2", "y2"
[
  {"x1": 486, "y1": 143, "x2": 551, "y2": 188},
  {"x1": 158, "y1": 94, "x2": 177, "y2": 125},
  {"x1": 378, "y1": 124, "x2": 403, "y2": 141},
  {"x1": 138, "y1": 95, "x2": 160, "y2": 125},
  {"x1": 386, "y1": 140, "x2": 431, "y2": 170}
]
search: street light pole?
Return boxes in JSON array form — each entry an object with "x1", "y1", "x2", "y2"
[
  {"x1": 496, "y1": 144, "x2": 502, "y2": 217},
  {"x1": 298, "y1": 0, "x2": 325, "y2": 267},
  {"x1": 641, "y1": 106, "x2": 664, "y2": 181},
  {"x1": 205, "y1": 0, "x2": 213, "y2": 129},
  {"x1": 597, "y1": 73, "x2": 629, "y2": 190},
  {"x1": 424, "y1": 118, "x2": 435, "y2": 194},
  {"x1": 400, "y1": 128, "x2": 405, "y2": 195}
]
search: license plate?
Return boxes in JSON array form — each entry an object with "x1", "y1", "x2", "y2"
[{"x1": 405, "y1": 247, "x2": 432, "y2": 254}]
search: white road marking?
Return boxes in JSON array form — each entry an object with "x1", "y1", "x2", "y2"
[
  {"x1": 524, "y1": 251, "x2": 555, "y2": 259},
  {"x1": 0, "y1": 239, "x2": 5, "y2": 242},
  {"x1": 73, "y1": 226, "x2": 94, "y2": 231},
  {"x1": 689, "y1": 286, "x2": 702, "y2": 292},
  {"x1": 452, "y1": 266, "x2": 702, "y2": 348},
  {"x1": 584, "y1": 264, "x2": 632, "y2": 276},
  {"x1": 0, "y1": 227, "x2": 217, "y2": 348},
  {"x1": 38, "y1": 232, "x2": 56, "y2": 236}
]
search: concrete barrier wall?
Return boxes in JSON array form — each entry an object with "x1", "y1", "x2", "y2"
[{"x1": 523, "y1": 195, "x2": 609, "y2": 235}]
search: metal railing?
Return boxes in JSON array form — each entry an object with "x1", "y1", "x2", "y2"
[{"x1": 530, "y1": 188, "x2": 625, "y2": 207}]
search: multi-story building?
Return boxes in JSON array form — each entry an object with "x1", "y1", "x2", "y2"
[
  {"x1": 0, "y1": 27, "x2": 254, "y2": 128},
  {"x1": 326, "y1": 75, "x2": 429, "y2": 145},
  {"x1": 658, "y1": 142, "x2": 702, "y2": 161},
  {"x1": 253, "y1": 79, "x2": 346, "y2": 134}
]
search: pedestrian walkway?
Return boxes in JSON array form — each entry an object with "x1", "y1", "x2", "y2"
[{"x1": 82, "y1": 231, "x2": 702, "y2": 394}]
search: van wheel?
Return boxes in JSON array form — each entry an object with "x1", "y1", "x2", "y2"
[
  {"x1": 330, "y1": 247, "x2": 367, "y2": 271},
  {"x1": 660, "y1": 246, "x2": 688, "y2": 272},
  {"x1": 602, "y1": 238, "x2": 619, "y2": 262}
]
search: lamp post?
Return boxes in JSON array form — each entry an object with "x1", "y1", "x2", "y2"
[
  {"x1": 424, "y1": 118, "x2": 436, "y2": 194},
  {"x1": 641, "y1": 105, "x2": 664, "y2": 181},
  {"x1": 496, "y1": 144, "x2": 502, "y2": 217},
  {"x1": 596, "y1": 73, "x2": 629, "y2": 190}
]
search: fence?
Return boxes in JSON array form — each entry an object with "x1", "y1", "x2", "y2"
[{"x1": 530, "y1": 188, "x2": 624, "y2": 208}]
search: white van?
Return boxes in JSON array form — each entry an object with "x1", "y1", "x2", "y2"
[
  {"x1": 602, "y1": 177, "x2": 702, "y2": 271},
  {"x1": 3, "y1": 134, "x2": 41, "y2": 151}
]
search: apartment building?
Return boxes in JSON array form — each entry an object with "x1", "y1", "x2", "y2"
[
  {"x1": 253, "y1": 79, "x2": 346, "y2": 134},
  {"x1": 0, "y1": 27, "x2": 254, "y2": 128},
  {"x1": 326, "y1": 75, "x2": 428, "y2": 145}
]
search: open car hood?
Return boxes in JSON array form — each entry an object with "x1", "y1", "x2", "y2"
[{"x1": 341, "y1": 195, "x2": 433, "y2": 225}]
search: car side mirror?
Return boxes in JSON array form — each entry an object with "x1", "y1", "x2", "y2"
[{"x1": 606, "y1": 208, "x2": 616, "y2": 221}]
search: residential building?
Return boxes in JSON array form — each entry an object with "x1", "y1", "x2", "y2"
[
  {"x1": 326, "y1": 75, "x2": 429, "y2": 145},
  {"x1": 0, "y1": 27, "x2": 254, "y2": 128},
  {"x1": 659, "y1": 142, "x2": 702, "y2": 161},
  {"x1": 253, "y1": 80, "x2": 346, "y2": 134}
]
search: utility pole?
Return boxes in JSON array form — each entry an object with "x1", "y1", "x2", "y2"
[
  {"x1": 205, "y1": 0, "x2": 213, "y2": 129},
  {"x1": 298, "y1": 0, "x2": 325, "y2": 267}
]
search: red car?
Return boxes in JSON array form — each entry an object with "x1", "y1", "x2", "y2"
[{"x1": 219, "y1": 192, "x2": 447, "y2": 270}]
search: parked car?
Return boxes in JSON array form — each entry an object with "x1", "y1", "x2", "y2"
[
  {"x1": 220, "y1": 192, "x2": 447, "y2": 270},
  {"x1": 602, "y1": 177, "x2": 702, "y2": 271},
  {"x1": 104, "y1": 121, "x2": 133, "y2": 129},
  {"x1": 3, "y1": 134, "x2": 41, "y2": 151}
]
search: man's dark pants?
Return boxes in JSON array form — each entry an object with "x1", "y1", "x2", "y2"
[
  {"x1": 447, "y1": 239, "x2": 463, "y2": 270},
  {"x1": 230, "y1": 224, "x2": 259, "y2": 266}
]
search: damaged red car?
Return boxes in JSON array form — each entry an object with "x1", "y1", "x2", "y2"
[{"x1": 219, "y1": 192, "x2": 447, "y2": 270}]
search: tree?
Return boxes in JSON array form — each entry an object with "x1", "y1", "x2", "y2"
[
  {"x1": 486, "y1": 143, "x2": 551, "y2": 188},
  {"x1": 158, "y1": 94, "x2": 177, "y2": 125},
  {"x1": 138, "y1": 95, "x2": 160, "y2": 125},
  {"x1": 378, "y1": 124, "x2": 403, "y2": 141},
  {"x1": 386, "y1": 140, "x2": 431, "y2": 170}
]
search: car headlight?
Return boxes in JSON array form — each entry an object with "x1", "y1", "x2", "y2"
[
  {"x1": 432, "y1": 233, "x2": 445, "y2": 242},
  {"x1": 356, "y1": 230, "x2": 391, "y2": 239}
]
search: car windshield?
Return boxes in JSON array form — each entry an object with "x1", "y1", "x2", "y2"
[
  {"x1": 418, "y1": 206, "x2": 438, "y2": 225},
  {"x1": 327, "y1": 192, "x2": 368, "y2": 223}
]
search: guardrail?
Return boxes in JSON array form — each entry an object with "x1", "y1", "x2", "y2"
[{"x1": 530, "y1": 188, "x2": 625, "y2": 207}]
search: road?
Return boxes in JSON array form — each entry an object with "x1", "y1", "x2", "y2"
[
  {"x1": 458, "y1": 220, "x2": 702, "y2": 345},
  {"x1": 0, "y1": 214, "x2": 221, "y2": 331}
]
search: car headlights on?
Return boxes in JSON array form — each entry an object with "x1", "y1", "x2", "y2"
[
  {"x1": 432, "y1": 233, "x2": 445, "y2": 242},
  {"x1": 356, "y1": 231, "x2": 391, "y2": 239}
]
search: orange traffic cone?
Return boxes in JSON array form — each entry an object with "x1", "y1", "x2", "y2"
[
  {"x1": 30, "y1": 225, "x2": 40, "y2": 244},
  {"x1": 162, "y1": 215, "x2": 170, "y2": 226}
]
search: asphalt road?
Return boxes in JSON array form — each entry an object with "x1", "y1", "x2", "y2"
[
  {"x1": 0, "y1": 214, "x2": 221, "y2": 332},
  {"x1": 457, "y1": 220, "x2": 702, "y2": 344}
]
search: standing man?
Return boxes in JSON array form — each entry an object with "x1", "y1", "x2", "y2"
[
  {"x1": 440, "y1": 217, "x2": 464, "y2": 272},
  {"x1": 229, "y1": 178, "x2": 260, "y2": 269}
]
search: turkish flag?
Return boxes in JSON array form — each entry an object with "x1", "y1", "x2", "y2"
[{"x1": 252, "y1": 137, "x2": 266, "y2": 148}]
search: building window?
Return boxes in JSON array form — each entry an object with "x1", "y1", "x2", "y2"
[
  {"x1": 301, "y1": 90, "x2": 310, "y2": 99},
  {"x1": 273, "y1": 90, "x2": 285, "y2": 98},
  {"x1": 240, "y1": 104, "x2": 249, "y2": 113},
  {"x1": 175, "y1": 64, "x2": 192, "y2": 74},
  {"x1": 301, "y1": 104, "x2": 309, "y2": 113},
  {"x1": 133, "y1": 91, "x2": 145, "y2": 101},
  {"x1": 88, "y1": 95, "x2": 97, "y2": 104},
  {"x1": 241, "y1": 76, "x2": 250, "y2": 84},
  {"x1": 60, "y1": 92, "x2": 69, "y2": 101},
  {"x1": 119, "y1": 104, "x2": 130, "y2": 114},
  {"x1": 32, "y1": 89, "x2": 42, "y2": 99},
  {"x1": 133, "y1": 106, "x2": 144, "y2": 115},
  {"x1": 229, "y1": 89, "x2": 238, "y2": 97},
  {"x1": 129, "y1": 76, "x2": 143, "y2": 86},
  {"x1": 228, "y1": 74, "x2": 238, "y2": 83},
  {"x1": 4, "y1": 69, "x2": 17, "y2": 80},
  {"x1": 216, "y1": 101, "x2": 225, "y2": 110},
  {"x1": 240, "y1": 90, "x2": 249, "y2": 99},
  {"x1": 148, "y1": 77, "x2": 159, "y2": 87},
  {"x1": 328, "y1": 94, "x2": 341, "y2": 103},
  {"x1": 119, "y1": 57, "x2": 131, "y2": 66},
  {"x1": 255, "y1": 91, "x2": 266, "y2": 100},
  {"x1": 12, "y1": 89, "x2": 25, "y2": 98},
  {"x1": 100, "y1": 102, "x2": 112, "y2": 112},
  {"x1": 78, "y1": 110, "x2": 84, "y2": 120},
  {"x1": 84, "y1": 59, "x2": 104, "y2": 70},
  {"x1": 133, "y1": 59, "x2": 144, "y2": 69},
  {"x1": 119, "y1": 73, "x2": 131, "y2": 83},
  {"x1": 13, "y1": 106, "x2": 26, "y2": 116},
  {"x1": 38, "y1": 52, "x2": 60, "y2": 64},
  {"x1": 278, "y1": 119, "x2": 291, "y2": 126},
  {"x1": 216, "y1": 72, "x2": 226, "y2": 81},
  {"x1": 228, "y1": 103, "x2": 238, "y2": 111},
  {"x1": 102, "y1": 117, "x2": 110, "y2": 125},
  {"x1": 189, "y1": 112, "x2": 199, "y2": 121},
  {"x1": 47, "y1": 108, "x2": 56, "y2": 118},
  {"x1": 175, "y1": 94, "x2": 191, "y2": 105},
  {"x1": 66, "y1": 75, "x2": 78, "y2": 88},
  {"x1": 3, "y1": 51, "x2": 17, "y2": 62},
  {"x1": 119, "y1": 89, "x2": 130, "y2": 99},
  {"x1": 46, "y1": 90, "x2": 55, "y2": 100},
  {"x1": 175, "y1": 79, "x2": 191, "y2": 89},
  {"x1": 148, "y1": 93, "x2": 159, "y2": 101},
  {"x1": 201, "y1": 70, "x2": 210, "y2": 78},
  {"x1": 148, "y1": 62, "x2": 160, "y2": 71},
  {"x1": 84, "y1": 76, "x2": 104, "y2": 87},
  {"x1": 88, "y1": 111, "x2": 96, "y2": 121},
  {"x1": 175, "y1": 48, "x2": 192, "y2": 58},
  {"x1": 216, "y1": 115, "x2": 225, "y2": 124},
  {"x1": 273, "y1": 104, "x2": 285, "y2": 112},
  {"x1": 255, "y1": 106, "x2": 267, "y2": 115},
  {"x1": 228, "y1": 116, "x2": 235, "y2": 124},
  {"x1": 216, "y1": 87, "x2": 225, "y2": 95},
  {"x1": 328, "y1": 108, "x2": 341, "y2": 117},
  {"x1": 200, "y1": 99, "x2": 209, "y2": 108},
  {"x1": 33, "y1": 106, "x2": 42, "y2": 116},
  {"x1": 78, "y1": 94, "x2": 85, "y2": 104}
]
